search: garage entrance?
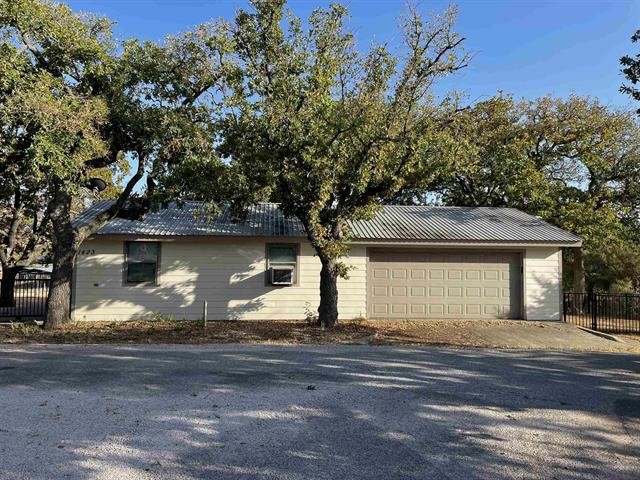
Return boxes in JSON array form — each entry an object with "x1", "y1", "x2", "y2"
[{"x1": 368, "y1": 250, "x2": 522, "y2": 319}]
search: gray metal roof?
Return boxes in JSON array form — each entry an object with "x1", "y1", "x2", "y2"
[{"x1": 75, "y1": 201, "x2": 581, "y2": 244}]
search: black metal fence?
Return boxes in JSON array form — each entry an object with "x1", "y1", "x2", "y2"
[
  {"x1": 0, "y1": 274, "x2": 51, "y2": 320},
  {"x1": 563, "y1": 292, "x2": 640, "y2": 333}
]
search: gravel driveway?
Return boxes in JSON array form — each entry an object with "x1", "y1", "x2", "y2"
[{"x1": 0, "y1": 345, "x2": 638, "y2": 480}]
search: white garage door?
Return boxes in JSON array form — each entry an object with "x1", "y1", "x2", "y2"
[{"x1": 368, "y1": 250, "x2": 522, "y2": 319}]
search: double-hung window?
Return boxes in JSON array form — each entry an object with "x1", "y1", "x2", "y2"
[
  {"x1": 267, "y1": 244, "x2": 297, "y2": 286},
  {"x1": 125, "y1": 242, "x2": 160, "y2": 284}
]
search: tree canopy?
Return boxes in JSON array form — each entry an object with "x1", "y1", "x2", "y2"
[
  {"x1": 434, "y1": 94, "x2": 640, "y2": 292},
  {"x1": 209, "y1": 0, "x2": 469, "y2": 325},
  {"x1": 0, "y1": 0, "x2": 228, "y2": 327},
  {"x1": 2, "y1": 0, "x2": 639, "y2": 329}
]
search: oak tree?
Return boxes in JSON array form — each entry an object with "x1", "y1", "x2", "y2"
[
  {"x1": 436, "y1": 95, "x2": 640, "y2": 292},
  {"x1": 214, "y1": 0, "x2": 468, "y2": 327},
  {"x1": 0, "y1": 0, "x2": 228, "y2": 328}
]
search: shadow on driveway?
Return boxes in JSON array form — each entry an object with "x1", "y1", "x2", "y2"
[{"x1": 0, "y1": 345, "x2": 639, "y2": 479}]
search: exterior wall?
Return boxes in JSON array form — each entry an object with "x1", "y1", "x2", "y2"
[
  {"x1": 73, "y1": 237, "x2": 564, "y2": 322},
  {"x1": 523, "y1": 247, "x2": 562, "y2": 320},
  {"x1": 73, "y1": 237, "x2": 367, "y2": 321}
]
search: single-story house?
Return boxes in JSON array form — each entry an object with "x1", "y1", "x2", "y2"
[{"x1": 72, "y1": 202, "x2": 581, "y2": 322}]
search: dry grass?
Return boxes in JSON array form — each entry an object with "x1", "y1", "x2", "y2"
[
  {"x1": 0, "y1": 320, "x2": 377, "y2": 345},
  {"x1": 2, "y1": 319, "x2": 640, "y2": 352}
]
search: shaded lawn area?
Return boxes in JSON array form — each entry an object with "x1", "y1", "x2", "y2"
[{"x1": 2, "y1": 319, "x2": 640, "y2": 352}]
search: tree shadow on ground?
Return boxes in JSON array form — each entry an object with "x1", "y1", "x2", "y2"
[{"x1": 0, "y1": 345, "x2": 638, "y2": 479}]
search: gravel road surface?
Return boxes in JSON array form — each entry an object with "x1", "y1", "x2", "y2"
[{"x1": 0, "y1": 344, "x2": 638, "y2": 479}]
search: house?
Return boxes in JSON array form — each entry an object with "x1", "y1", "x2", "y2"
[{"x1": 72, "y1": 202, "x2": 581, "y2": 322}]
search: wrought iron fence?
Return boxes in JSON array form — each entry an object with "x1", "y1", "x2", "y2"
[
  {"x1": 0, "y1": 275, "x2": 51, "y2": 320},
  {"x1": 563, "y1": 292, "x2": 640, "y2": 333}
]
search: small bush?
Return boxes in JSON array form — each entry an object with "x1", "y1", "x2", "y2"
[
  {"x1": 303, "y1": 303, "x2": 319, "y2": 325},
  {"x1": 10, "y1": 321, "x2": 41, "y2": 334},
  {"x1": 149, "y1": 311, "x2": 174, "y2": 322}
]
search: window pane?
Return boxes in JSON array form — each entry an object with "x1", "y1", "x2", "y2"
[
  {"x1": 127, "y1": 263, "x2": 156, "y2": 283},
  {"x1": 269, "y1": 245, "x2": 296, "y2": 263},
  {"x1": 128, "y1": 242, "x2": 158, "y2": 263}
]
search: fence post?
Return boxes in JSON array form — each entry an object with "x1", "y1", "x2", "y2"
[
  {"x1": 591, "y1": 293, "x2": 598, "y2": 331},
  {"x1": 202, "y1": 300, "x2": 208, "y2": 328}
]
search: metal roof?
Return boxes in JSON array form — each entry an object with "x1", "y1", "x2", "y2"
[{"x1": 75, "y1": 201, "x2": 581, "y2": 245}]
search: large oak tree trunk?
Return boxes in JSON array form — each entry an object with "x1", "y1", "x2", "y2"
[
  {"x1": 0, "y1": 265, "x2": 21, "y2": 308},
  {"x1": 572, "y1": 247, "x2": 585, "y2": 293},
  {"x1": 44, "y1": 240, "x2": 77, "y2": 330},
  {"x1": 44, "y1": 191, "x2": 78, "y2": 330},
  {"x1": 318, "y1": 257, "x2": 339, "y2": 328}
]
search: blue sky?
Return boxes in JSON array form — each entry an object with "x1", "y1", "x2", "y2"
[{"x1": 66, "y1": 0, "x2": 639, "y2": 109}]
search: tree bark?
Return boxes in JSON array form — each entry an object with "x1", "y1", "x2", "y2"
[
  {"x1": 318, "y1": 257, "x2": 339, "y2": 328},
  {"x1": 44, "y1": 240, "x2": 77, "y2": 330},
  {"x1": 0, "y1": 265, "x2": 22, "y2": 308},
  {"x1": 44, "y1": 191, "x2": 78, "y2": 330},
  {"x1": 572, "y1": 247, "x2": 585, "y2": 293}
]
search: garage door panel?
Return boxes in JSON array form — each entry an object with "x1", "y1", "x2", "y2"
[
  {"x1": 391, "y1": 269, "x2": 407, "y2": 279},
  {"x1": 466, "y1": 270, "x2": 481, "y2": 280},
  {"x1": 466, "y1": 287, "x2": 481, "y2": 297},
  {"x1": 466, "y1": 304, "x2": 481, "y2": 315},
  {"x1": 411, "y1": 269, "x2": 426, "y2": 279},
  {"x1": 448, "y1": 287, "x2": 462, "y2": 297},
  {"x1": 429, "y1": 287, "x2": 444, "y2": 297},
  {"x1": 429, "y1": 304, "x2": 444, "y2": 315},
  {"x1": 484, "y1": 304, "x2": 499, "y2": 315},
  {"x1": 448, "y1": 270, "x2": 463, "y2": 280},
  {"x1": 372, "y1": 304, "x2": 388, "y2": 314},
  {"x1": 484, "y1": 270, "x2": 499, "y2": 281},
  {"x1": 373, "y1": 269, "x2": 389, "y2": 279},
  {"x1": 391, "y1": 304, "x2": 407, "y2": 314},
  {"x1": 368, "y1": 250, "x2": 521, "y2": 319},
  {"x1": 484, "y1": 287, "x2": 499, "y2": 297},
  {"x1": 410, "y1": 304, "x2": 425, "y2": 315},
  {"x1": 391, "y1": 286, "x2": 407, "y2": 297},
  {"x1": 372, "y1": 286, "x2": 388, "y2": 297},
  {"x1": 429, "y1": 269, "x2": 444, "y2": 280}
]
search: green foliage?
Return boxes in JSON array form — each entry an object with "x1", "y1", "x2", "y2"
[
  {"x1": 436, "y1": 94, "x2": 640, "y2": 292},
  {"x1": 149, "y1": 311, "x2": 174, "y2": 323},
  {"x1": 621, "y1": 30, "x2": 640, "y2": 112},
  {"x1": 10, "y1": 320, "x2": 41, "y2": 334},
  {"x1": 0, "y1": 0, "x2": 231, "y2": 327},
  {"x1": 0, "y1": 0, "x2": 230, "y2": 224},
  {"x1": 303, "y1": 302, "x2": 319, "y2": 325},
  {"x1": 215, "y1": 0, "x2": 467, "y2": 263},
  {"x1": 434, "y1": 95, "x2": 553, "y2": 213},
  {"x1": 203, "y1": 0, "x2": 469, "y2": 324}
]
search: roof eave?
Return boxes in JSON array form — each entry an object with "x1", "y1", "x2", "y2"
[
  {"x1": 349, "y1": 238, "x2": 583, "y2": 248},
  {"x1": 89, "y1": 232, "x2": 582, "y2": 247}
]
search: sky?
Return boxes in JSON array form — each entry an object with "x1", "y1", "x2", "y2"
[{"x1": 64, "y1": 0, "x2": 639, "y2": 109}]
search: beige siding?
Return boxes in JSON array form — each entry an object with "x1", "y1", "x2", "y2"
[
  {"x1": 73, "y1": 238, "x2": 367, "y2": 321},
  {"x1": 524, "y1": 247, "x2": 562, "y2": 320},
  {"x1": 74, "y1": 238, "x2": 563, "y2": 322}
]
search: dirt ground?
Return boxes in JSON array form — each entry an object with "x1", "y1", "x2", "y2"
[{"x1": 2, "y1": 319, "x2": 640, "y2": 352}]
